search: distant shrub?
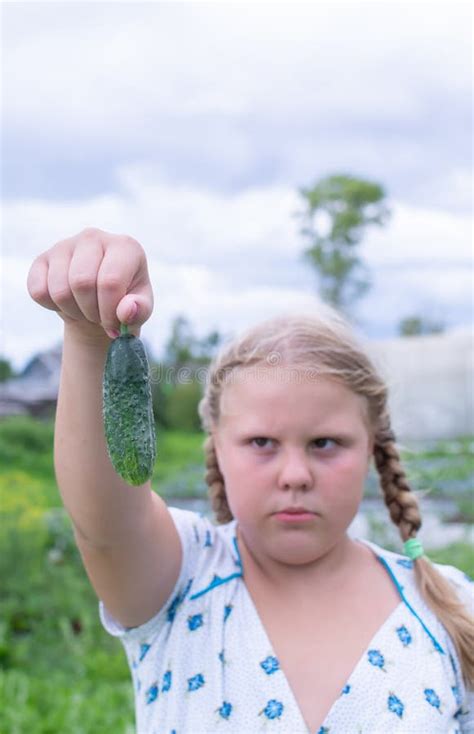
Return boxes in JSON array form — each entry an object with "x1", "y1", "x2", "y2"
[
  {"x1": 429, "y1": 542, "x2": 474, "y2": 578},
  {"x1": 151, "y1": 380, "x2": 170, "y2": 429},
  {"x1": 0, "y1": 416, "x2": 54, "y2": 453},
  {"x1": 164, "y1": 381, "x2": 203, "y2": 432},
  {"x1": 0, "y1": 471, "x2": 54, "y2": 527}
]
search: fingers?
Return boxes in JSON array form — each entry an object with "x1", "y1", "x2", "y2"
[
  {"x1": 27, "y1": 228, "x2": 154, "y2": 338},
  {"x1": 27, "y1": 237, "x2": 83, "y2": 320},
  {"x1": 97, "y1": 239, "x2": 154, "y2": 335},
  {"x1": 68, "y1": 238, "x2": 104, "y2": 323},
  {"x1": 47, "y1": 242, "x2": 84, "y2": 321},
  {"x1": 27, "y1": 255, "x2": 59, "y2": 312}
]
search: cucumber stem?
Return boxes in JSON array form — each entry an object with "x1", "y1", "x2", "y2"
[{"x1": 120, "y1": 324, "x2": 129, "y2": 336}]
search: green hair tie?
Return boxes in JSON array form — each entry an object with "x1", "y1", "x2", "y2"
[{"x1": 404, "y1": 538, "x2": 425, "y2": 561}]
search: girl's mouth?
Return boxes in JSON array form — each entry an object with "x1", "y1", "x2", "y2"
[{"x1": 274, "y1": 511, "x2": 315, "y2": 523}]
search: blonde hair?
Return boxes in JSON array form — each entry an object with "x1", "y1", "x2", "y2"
[{"x1": 198, "y1": 309, "x2": 473, "y2": 690}]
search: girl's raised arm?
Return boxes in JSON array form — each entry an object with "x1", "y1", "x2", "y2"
[{"x1": 27, "y1": 228, "x2": 182, "y2": 628}]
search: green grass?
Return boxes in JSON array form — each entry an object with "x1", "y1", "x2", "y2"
[
  {"x1": 0, "y1": 415, "x2": 208, "y2": 501},
  {"x1": 428, "y1": 542, "x2": 474, "y2": 576},
  {"x1": 0, "y1": 416, "x2": 56, "y2": 480},
  {"x1": 0, "y1": 670, "x2": 134, "y2": 734},
  {"x1": 0, "y1": 506, "x2": 134, "y2": 733},
  {"x1": 363, "y1": 435, "x2": 474, "y2": 500},
  {"x1": 152, "y1": 429, "x2": 207, "y2": 495},
  {"x1": 0, "y1": 417, "x2": 209, "y2": 733},
  {"x1": 400, "y1": 436, "x2": 473, "y2": 459}
]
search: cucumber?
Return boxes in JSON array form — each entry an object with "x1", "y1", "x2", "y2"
[{"x1": 102, "y1": 324, "x2": 156, "y2": 485}]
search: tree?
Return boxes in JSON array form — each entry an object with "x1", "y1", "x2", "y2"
[
  {"x1": 398, "y1": 315, "x2": 445, "y2": 337},
  {"x1": 294, "y1": 173, "x2": 391, "y2": 316},
  {"x1": 156, "y1": 315, "x2": 223, "y2": 431},
  {"x1": 165, "y1": 381, "x2": 204, "y2": 432},
  {"x1": 0, "y1": 357, "x2": 15, "y2": 382},
  {"x1": 193, "y1": 330, "x2": 221, "y2": 363},
  {"x1": 163, "y1": 316, "x2": 222, "y2": 368},
  {"x1": 164, "y1": 316, "x2": 196, "y2": 368}
]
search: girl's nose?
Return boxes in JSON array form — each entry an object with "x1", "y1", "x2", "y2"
[{"x1": 277, "y1": 448, "x2": 314, "y2": 490}]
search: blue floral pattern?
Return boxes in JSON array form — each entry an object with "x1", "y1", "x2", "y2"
[
  {"x1": 367, "y1": 649, "x2": 387, "y2": 672},
  {"x1": 388, "y1": 692, "x2": 404, "y2": 718},
  {"x1": 145, "y1": 682, "x2": 159, "y2": 705},
  {"x1": 451, "y1": 684, "x2": 461, "y2": 707},
  {"x1": 396, "y1": 625, "x2": 412, "y2": 647},
  {"x1": 187, "y1": 673, "x2": 205, "y2": 692},
  {"x1": 424, "y1": 688, "x2": 443, "y2": 714},
  {"x1": 217, "y1": 701, "x2": 233, "y2": 719},
  {"x1": 139, "y1": 643, "x2": 151, "y2": 661},
  {"x1": 187, "y1": 613, "x2": 204, "y2": 631},
  {"x1": 162, "y1": 670, "x2": 172, "y2": 693},
  {"x1": 260, "y1": 699, "x2": 284, "y2": 720},
  {"x1": 260, "y1": 655, "x2": 280, "y2": 675},
  {"x1": 166, "y1": 577, "x2": 193, "y2": 622},
  {"x1": 98, "y1": 507, "x2": 473, "y2": 733}
]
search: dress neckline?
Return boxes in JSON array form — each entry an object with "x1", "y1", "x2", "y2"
[{"x1": 234, "y1": 533, "x2": 406, "y2": 733}]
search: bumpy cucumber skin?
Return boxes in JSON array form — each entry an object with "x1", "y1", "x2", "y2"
[{"x1": 103, "y1": 333, "x2": 156, "y2": 486}]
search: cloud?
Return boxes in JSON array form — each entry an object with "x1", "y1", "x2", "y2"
[
  {"x1": 3, "y1": 2, "x2": 472, "y2": 209},
  {"x1": 2, "y1": 3, "x2": 472, "y2": 370},
  {"x1": 5, "y1": 3, "x2": 471, "y2": 127},
  {"x1": 409, "y1": 168, "x2": 473, "y2": 215},
  {"x1": 360, "y1": 200, "x2": 473, "y2": 264},
  {"x1": 3, "y1": 165, "x2": 472, "y2": 369}
]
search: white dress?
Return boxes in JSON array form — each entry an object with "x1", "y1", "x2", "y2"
[{"x1": 99, "y1": 507, "x2": 474, "y2": 734}]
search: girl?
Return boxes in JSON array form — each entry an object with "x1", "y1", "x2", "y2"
[{"x1": 28, "y1": 229, "x2": 472, "y2": 733}]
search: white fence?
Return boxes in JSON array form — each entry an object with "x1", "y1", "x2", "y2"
[{"x1": 366, "y1": 326, "x2": 473, "y2": 442}]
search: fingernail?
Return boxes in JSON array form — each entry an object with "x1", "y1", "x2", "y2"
[
  {"x1": 127, "y1": 301, "x2": 138, "y2": 321},
  {"x1": 106, "y1": 329, "x2": 120, "y2": 339}
]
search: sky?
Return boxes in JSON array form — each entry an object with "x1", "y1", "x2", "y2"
[{"x1": 1, "y1": 0, "x2": 472, "y2": 372}]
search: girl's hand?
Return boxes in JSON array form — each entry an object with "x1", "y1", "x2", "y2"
[{"x1": 27, "y1": 227, "x2": 154, "y2": 340}]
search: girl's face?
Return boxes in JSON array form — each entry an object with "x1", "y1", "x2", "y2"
[{"x1": 213, "y1": 367, "x2": 374, "y2": 568}]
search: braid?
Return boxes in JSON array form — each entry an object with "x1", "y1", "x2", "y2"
[
  {"x1": 203, "y1": 435, "x2": 233, "y2": 524},
  {"x1": 373, "y1": 413, "x2": 474, "y2": 690},
  {"x1": 372, "y1": 414, "x2": 422, "y2": 541}
]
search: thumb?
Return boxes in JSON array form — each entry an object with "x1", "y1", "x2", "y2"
[{"x1": 116, "y1": 293, "x2": 153, "y2": 335}]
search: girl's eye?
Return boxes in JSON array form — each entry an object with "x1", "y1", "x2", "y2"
[
  {"x1": 250, "y1": 437, "x2": 337, "y2": 449},
  {"x1": 312, "y1": 438, "x2": 337, "y2": 449},
  {"x1": 251, "y1": 437, "x2": 272, "y2": 448}
]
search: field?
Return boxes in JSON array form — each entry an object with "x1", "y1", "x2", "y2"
[{"x1": 0, "y1": 416, "x2": 472, "y2": 733}]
